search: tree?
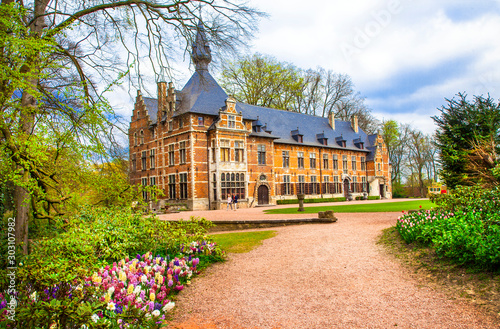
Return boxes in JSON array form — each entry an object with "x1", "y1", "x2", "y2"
[
  {"x1": 221, "y1": 53, "x2": 304, "y2": 110},
  {"x1": 221, "y1": 54, "x2": 378, "y2": 133},
  {"x1": 432, "y1": 93, "x2": 500, "y2": 189},
  {"x1": 0, "y1": 0, "x2": 262, "y2": 253}
]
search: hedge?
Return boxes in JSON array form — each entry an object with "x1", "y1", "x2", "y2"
[{"x1": 276, "y1": 197, "x2": 346, "y2": 205}]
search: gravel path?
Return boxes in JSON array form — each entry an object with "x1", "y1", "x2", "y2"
[{"x1": 168, "y1": 212, "x2": 500, "y2": 328}]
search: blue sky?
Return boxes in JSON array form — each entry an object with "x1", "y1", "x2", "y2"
[{"x1": 109, "y1": 0, "x2": 500, "y2": 135}]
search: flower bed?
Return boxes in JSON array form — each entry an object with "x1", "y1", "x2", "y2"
[
  {"x1": 0, "y1": 241, "x2": 224, "y2": 328},
  {"x1": 396, "y1": 208, "x2": 500, "y2": 270}
]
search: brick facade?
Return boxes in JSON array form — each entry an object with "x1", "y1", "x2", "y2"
[{"x1": 128, "y1": 26, "x2": 391, "y2": 210}]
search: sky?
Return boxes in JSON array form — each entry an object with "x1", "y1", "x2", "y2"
[{"x1": 110, "y1": 0, "x2": 500, "y2": 135}]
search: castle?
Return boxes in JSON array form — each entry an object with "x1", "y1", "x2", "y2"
[{"x1": 129, "y1": 25, "x2": 391, "y2": 210}]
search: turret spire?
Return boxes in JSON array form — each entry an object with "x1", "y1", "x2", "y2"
[{"x1": 191, "y1": 21, "x2": 212, "y2": 72}]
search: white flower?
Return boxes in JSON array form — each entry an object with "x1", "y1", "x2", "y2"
[
  {"x1": 30, "y1": 291, "x2": 37, "y2": 302},
  {"x1": 152, "y1": 310, "x2": 160, "y2": 317},
  {"x1": 91, "y1": 314, "x2": 99, "y2": 323},
  {"x1": 107, "y1": 302, "x2": 116, "y2": 311},
  {"x1": 107, "y1": 286, "x2": 115, "y2": 295},
  {"x1": 162, "y1": 302, "x2": 175, "y2": 312},
  {"x1": 81, "y1": 325, "x2": 88, "y2": 329},
  {"x1": 136, "y1": 297, "x2": 143, "y2": 303},
  {"x1": 134, "y1": 286, "x2": 142, "y2": 295},
  {"x1": 141, "y1": 275, "x2": 147, "y2": 283}
]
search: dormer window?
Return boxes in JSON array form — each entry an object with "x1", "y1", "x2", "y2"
[
  {"x1": 252, "y1": 117, "x2": 263, "y2": 132},
  {"x1": 292, "y1": 129, "x2": 303, "y2": 143},
  {"x1": 354, "y1": 138, "x2": 364, "y2": 149},
  {"x1": 316, "y1": 133, "x2": 328, "y2": 146},
  {"x1": 336, "y1": 135, "x2": 346, "y2": 147}
]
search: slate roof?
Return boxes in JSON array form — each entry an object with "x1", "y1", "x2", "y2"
[
  {"x1": 143, "y1": 97, "x2": 158, "y2": 123},
  {"x1": 235, "y1": 103, "x2": 370, "y2": 152},
  {"x1": 175, "y1": 70, "x2": 228, "y2": 116}
]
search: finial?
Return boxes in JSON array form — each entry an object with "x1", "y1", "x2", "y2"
[{"x1": 192, "y1": 21, "x2": 212, "y2": 72}]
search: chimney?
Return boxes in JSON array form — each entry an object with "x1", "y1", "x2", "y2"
[
  {"x1": 352, "y1": 115, "x2": 359, "y2": 133},
  {"x1": 157, "y1": 82, "x2": 167, "y2": 117},
  {"x1": 328, "y1": 111, "x2": 335, "y2": 130}
]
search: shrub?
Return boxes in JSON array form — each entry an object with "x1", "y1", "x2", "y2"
[
  {"x1": 396, "y1": 209, "x2": 500, "y2": 270},
  {"x1": 276, "y1": 197, "x2": 346, "y2": 205},
  {"x1": 367, "y1": 196, "x2": 381, "y2": 200}
]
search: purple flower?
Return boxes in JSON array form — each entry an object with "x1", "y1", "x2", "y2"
[
  {"x1": 192, "y1": 258, "x2": 199, "y2": 266},
  {"x1": 168, "y1": 280, "x2": 173, "y2": 287}
]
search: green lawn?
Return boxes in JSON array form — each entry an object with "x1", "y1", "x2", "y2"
[
  {"x1": 264, "y1": 200, "x2": 434, "y2": 215},
  {"x1": 210, "y1": 230, "x2": 277, "y2": 253}
]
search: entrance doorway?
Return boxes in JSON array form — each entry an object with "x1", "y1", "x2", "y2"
[
  {"x1": 343, "y1": 179, "x2": 350, "y2": 199},
  {"x1": 379, "y1": 184, "x2": 385, "y2": 198},
  {"x1": 257, "y1": 185, "x2": 269, "y2": 205}
]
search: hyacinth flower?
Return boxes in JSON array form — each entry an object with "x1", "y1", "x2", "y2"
[{"x1": 85, "y1": 243, "x2": 210, "y2": 324}]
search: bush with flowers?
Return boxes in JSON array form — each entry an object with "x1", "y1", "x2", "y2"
[
  {"x1": 0, "y1": 206, "x2": 225, "y2": 328},
  {"x1": 397, "y1": 189, "x2": 500, "y2": 270}
]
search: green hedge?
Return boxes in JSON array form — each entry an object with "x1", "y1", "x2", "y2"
[
  {"x1": 368, "y1": 196, "x2": 381, "y2": 200},
  {"x1": 277, "y1": 197, "x2": 346, "y2": 205}
]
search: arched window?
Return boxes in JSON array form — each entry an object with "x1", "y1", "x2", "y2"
[
  {"x1": 221, "y1": 173, "x2": 225, "y2": 181},
  {"x1": 134, "y1": 133, "x2": 138, "y2": 146}
]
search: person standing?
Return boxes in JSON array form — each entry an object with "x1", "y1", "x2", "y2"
[
  {"x1": 227, "y1": 195, "x2": 233, "y2": 210},
  {"x1": 233, "y1": 194, "x2": 239, "y2": 210}
]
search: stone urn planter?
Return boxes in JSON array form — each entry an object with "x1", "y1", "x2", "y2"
[{"x1": 297, "y1": 194, "x2": 305, "y2": 212}]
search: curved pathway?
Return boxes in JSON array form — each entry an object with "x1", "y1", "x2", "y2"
[{"x1": 167, "y1": 211, "x2": 499, "y2": 328}]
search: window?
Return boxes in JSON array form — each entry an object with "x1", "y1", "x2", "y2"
[
  {"x1": 149, "y1": 149, "x2": 155, "y2": 169},
  {"x1": 179, "y1": 141, "x2": 186, "y2": 164},
  {"x1": 333, "y1": 175, "x2": 341, "y2": 194},
  {"x1": 228, "y1": 115, "x2": 236, "y2": 128},
  {"x1": 150, "y1": 176, "x2": 156, "y2": 198},
  {"x1": 298, "y1": 152, "x2": 304, "y2": 169},
  {"x1": 140, "y1": 130, "x2": 144, "y2": 144},
  {"x1": 180, "y1": 173, "x2": 188, "y2": 199},
  {"x1": 168, "y1": 144, "x2": 175, "y2": 166},
  {"x1": 131, "y1": 154, "x2": 136, "y2": 172},
  {"x1": 179, "y1": 117, "x2": 184, "y2": 129},
  {"x1": 168, "y1": 121, "x2": 173, "y2": 132},
  {"x1": 362, "y1": 176, "x2": 367, "y2": 192},
  {"x1": 297, "y1": 135, "x2": 303, "y2": 143},
  {"x1": 212, "y1": 173, "x2": 217, "y2": 201},
  {"x1": 323, "y1": 175, "x2": 330, "y2": 194},
  {"x1": 142, "y1": 178, "x2": 148, "y2": 200},
  {"x1": 220, "y1": 139, "x2": 230, "y2": 162},
  {"x1": 282, "y1": 151, "x2": 290, "y2": 168},
  {"x1": 134, "y1": 133, "x2": 138, "y2": 146},
  {"x1": 352, "y1": 156, "x2": 357, "y2": 171},
  {"x1": 198, "y1": 116, "x2": 204, "y2": 126},
  {"x1": 310, "y1": 176, "x2": 318, "y2": 194},
  {"x1": 309, "y1": 153, "x2": 316, "y2": 169},
  {"x1": 378, "y1": 163, "x2": 381, "y2": 171},
  {"x1": 297, "y1": 175, "x2": 305, "y2": 194},
  {"x1": 333, "y1": 155, "x2": 338, "y2": 170},
  {"x1": 258, "y1": 145, "x2": 266, "y2": 165},
  {"x1": 151, "y1": 128, "x2": 155, "y2": 139},
  {"x1": 221, "y1": 172, "x2": 245, "y2": 201},
  {"x1": 352, "y1": 176, "x2": 358, "y2": 192},
  {"x1": 343, "y1": 155, "x2": 348, "y2": 174},
  {"x1": 282, "y1": 175, "x2": 291, "y2": 195},
  {"x1": 211, "y1": 140, "x2": 216, "y2": 163},
  {"x1": 141, "y1": 151, "x2": 147, "y2": 170},
  {"x1": 323, "y1": 154, "x2": 329, "y2": 170},
  {"x1": 361, "y1": 157, "x2": 366, "y2": 171},
  {"x1": 235, "y1": 141, "x2": 244, "y2": 162},
  {"x1": 168, "y1": 174, "x2": 176, "y2": 199}
]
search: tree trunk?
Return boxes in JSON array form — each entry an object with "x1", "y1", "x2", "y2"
[{"x1": 14, "y1": 173, "x2": 29, "y2": 254}]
